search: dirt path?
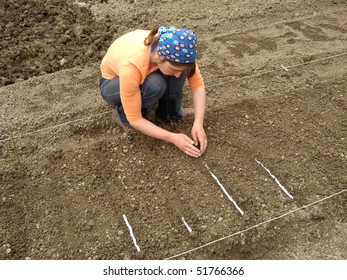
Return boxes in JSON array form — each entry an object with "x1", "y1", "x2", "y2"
[{"x1": 1, "y1": 0, "x2": 346, "y2": 260}]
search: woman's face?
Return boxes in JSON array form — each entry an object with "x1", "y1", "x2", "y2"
[{"x1": 158, "y1": 61, "x2": 187, "y2": 78}]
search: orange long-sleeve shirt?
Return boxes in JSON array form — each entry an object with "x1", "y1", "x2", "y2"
[{"x1": 100, "y1": 30, "x2": 205, "y2": 125}]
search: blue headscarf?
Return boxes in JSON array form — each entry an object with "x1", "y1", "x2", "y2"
[{"x1": 157, "y1": 25, "x2": 198, "y2": 63}]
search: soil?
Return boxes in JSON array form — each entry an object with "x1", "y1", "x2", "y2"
[{"x1": 1, "y1": 0, "x2": 346, "y2": 260}]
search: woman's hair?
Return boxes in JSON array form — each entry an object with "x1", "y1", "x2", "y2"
[{"x1": 144, "y1": 27, "x2": 196, "y2": 78}]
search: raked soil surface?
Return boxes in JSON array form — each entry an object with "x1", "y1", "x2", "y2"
[{"x1": 1, "y1": 0, "x2": 346, "y2": 260}]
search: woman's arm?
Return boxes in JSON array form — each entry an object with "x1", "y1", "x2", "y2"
[{"x1": 191, "y1": 87, "x2": 207, "y2": 154}]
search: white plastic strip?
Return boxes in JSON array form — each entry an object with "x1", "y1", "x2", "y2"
[
  {"x1": 182, "y1": 217, "x2": 192, "y2": 233},
  {"x1": 255, "y1": 159, "x2": 294, "y2": 200},
  {"x1": 122, "y1": 214, "x2": 141, "y2": 252},
  {"x1": 281, "y1": 64, "x2": 289, "y2": 71},
  {"x1": 204, "y1": 162, "x2": 244, "y2": 215}
]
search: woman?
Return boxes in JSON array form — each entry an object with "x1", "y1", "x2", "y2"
[{"x1": 99, "y1": 26, "x2": 207, "y2": 158}]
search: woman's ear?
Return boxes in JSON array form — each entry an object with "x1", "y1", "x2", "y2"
[{"x1": 152, "y1": 52, "x2": 164, "y2": 64}]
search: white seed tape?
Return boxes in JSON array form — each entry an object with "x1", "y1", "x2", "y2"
[
  {"x1": 182, "y1": 217, "x2": 193, "y2": 233},
  {"x1": 122, "y1": 214, "x2": 141, "y2": 252},
  {"x1": 204, "y1": 162, "x2": 244, "y2": 216},
  {"x1": 255, "y1": 159, "x2": 294, "y2": 200},
  {"x1": 281, "y1": 64, "x2": 289, "y2": 71}
]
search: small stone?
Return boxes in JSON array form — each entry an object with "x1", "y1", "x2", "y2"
[
  {"x1": 59, "y1": 58, "x2": 68, "y2": 66},
  {"x1": 87, "y1": 220, "x2": 95, "y2": 227},
  {"x1": 74, "y1": 2, "x2": 89, "y2": 9},
  {"x1": 118, "y1": 230, "x2": 124, "y2": 236}
]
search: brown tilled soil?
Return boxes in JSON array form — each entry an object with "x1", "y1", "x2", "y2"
[{"x1": 1, "y1": 0, "x2": 346, "y2": 260}]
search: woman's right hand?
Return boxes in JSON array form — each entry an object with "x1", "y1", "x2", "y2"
[{"x1": 170, "y1": 133, "x2": 202, "y2": 158}]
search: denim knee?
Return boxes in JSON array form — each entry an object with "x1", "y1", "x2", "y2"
[
  {"x1": 99, "y1": 77, "x2": 121, "y2": 106},
  {"x1": 141, "y1": 73, "x2": 167, "y2": 101}
]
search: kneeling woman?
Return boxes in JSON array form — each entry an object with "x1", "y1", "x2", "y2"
[{"x1": 99, "y1": 26, "x2": 207, "y2": 158}]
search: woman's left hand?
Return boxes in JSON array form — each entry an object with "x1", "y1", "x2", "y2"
[{"x1": 191, "y1": 124, "x2": 207, "y2": 154}]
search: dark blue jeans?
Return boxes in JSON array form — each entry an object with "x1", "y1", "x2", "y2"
[{"x1": 99, "y1": 70, "x2": 187, "y2": 126}]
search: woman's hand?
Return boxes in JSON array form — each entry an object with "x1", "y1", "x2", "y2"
[
  {"x1": 170, "y1": 133, "x2": 202, "y2": 158},
  {"x1": 132, "y1": 118, "x2": 204, "y2": 158},
  {"x1": 191, "y1": 123, "x2": 207, "y2": 154}
]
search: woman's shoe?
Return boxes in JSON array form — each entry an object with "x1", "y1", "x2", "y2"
[{"x1": 112, "y1": 109, "x2": 136, "y2": 133}]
